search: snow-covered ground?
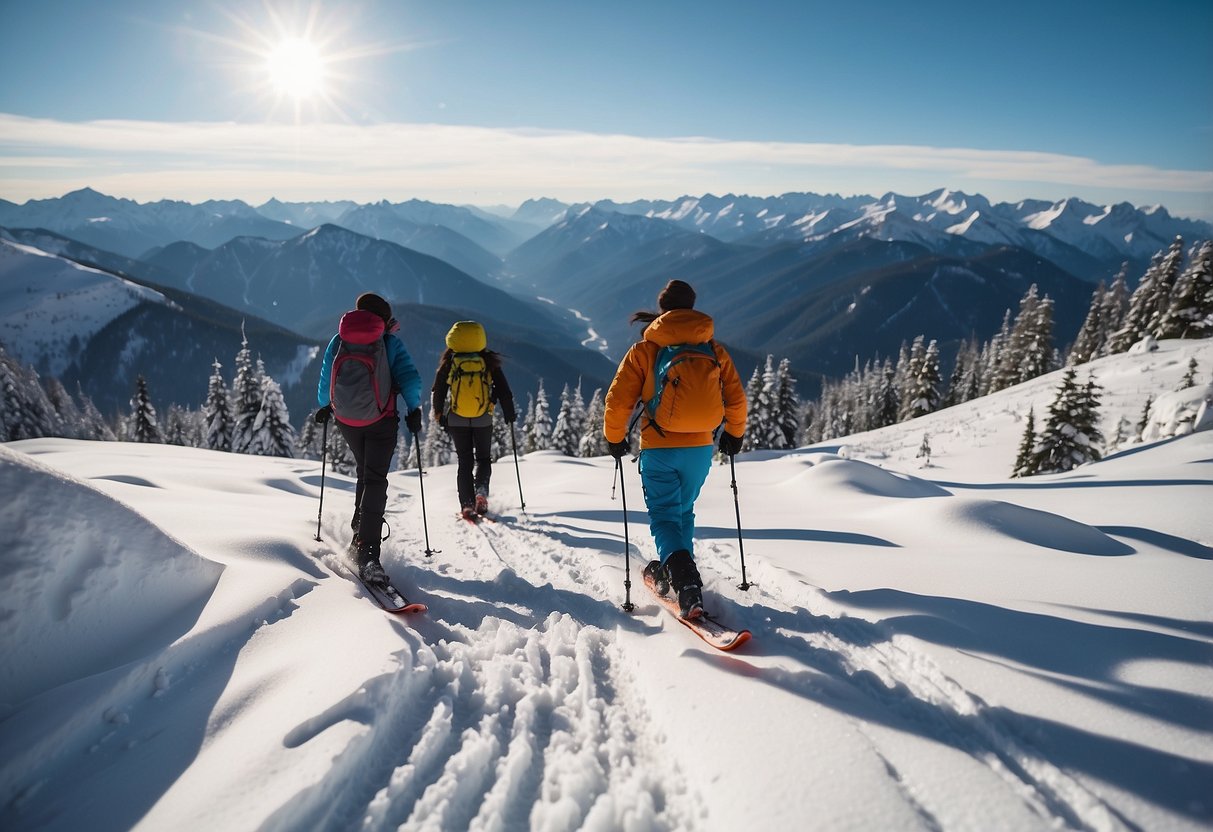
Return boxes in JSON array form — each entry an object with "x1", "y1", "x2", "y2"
[{"x1": 2, "y1": 340, "x2": 1212, "y2": 832}]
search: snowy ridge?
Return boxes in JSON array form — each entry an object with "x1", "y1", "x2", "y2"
[{"x1": 2, "y1": 340, "x2": 1212, "y2": 830}]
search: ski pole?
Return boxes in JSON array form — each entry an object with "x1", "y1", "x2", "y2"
[
  {"x1": 413, "y1": 432, "x2": 440, "y2": 557},
  {"x1": 610, "y1": 460, "x2": 618, "y2": 500},
  {"x1": 509, "y1": 422, "x2": 526, "y2": 512},
  {"x1": 314, "y1": 419, "x2": 329, "y2": 542},
  {"x1": 617, "y1": 455, "x2": 634, "y2": 612},
  {"x1": 729, "y1": 453, "x2": 751, "y2": 590}
]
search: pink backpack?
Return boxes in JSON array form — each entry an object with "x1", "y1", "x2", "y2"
[{"x1": 330, "y1": 310, "x2": 396, "y2": 426}]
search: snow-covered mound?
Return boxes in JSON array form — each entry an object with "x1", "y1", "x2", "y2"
[{"x1": 0, "y1": 444, "x2": 222, "y2": 707}]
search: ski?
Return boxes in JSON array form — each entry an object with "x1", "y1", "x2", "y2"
[
  {"x1": 642, "y1": 570, "x2": 751, "y2": 652},
  {"x1": 456, "y1": 512, "x2": 497, "y2": 525},
  {"x1": 340, "y1": 544, "x2": 427, "y2": 615},
  {"x1": 357, "y1": 573, "x2": 427, "y2": 615}
]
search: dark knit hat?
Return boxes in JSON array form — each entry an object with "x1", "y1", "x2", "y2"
[
  {"x1": 658, "y1": 279, "x2": 696, "y2": 311},
  {"x1": 355, "y1": 292, "x2": 392, "y2": 323}
]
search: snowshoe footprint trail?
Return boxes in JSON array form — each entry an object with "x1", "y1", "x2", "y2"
[{"x1": 266, "y1": 614, "x2": 695, "y2": 831}]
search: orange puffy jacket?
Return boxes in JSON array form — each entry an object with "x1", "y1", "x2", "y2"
[{"x1": 604, "y1": 309, "x2": 747, "y2": 450}]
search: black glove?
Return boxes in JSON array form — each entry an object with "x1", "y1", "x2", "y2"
[
  {"x1": 607, "y1": 439, "x2": 630, "y2": 459},
  {"x1": 502, "y1": 404, "x2": 517, "y2": 424},
  {"x1": 314, "y1": 405, "x2": 332, "y2": 424},
  {"x1": 718, "y1": 431, "x2": 743, "y2": 456},
  {"x1": 405, "y1": 408, "x2": 423, "y2": 434}
]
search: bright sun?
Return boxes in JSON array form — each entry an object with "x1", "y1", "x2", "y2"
[{"x1": 265, "y1": 38, "x2": 325, "y2": 100}]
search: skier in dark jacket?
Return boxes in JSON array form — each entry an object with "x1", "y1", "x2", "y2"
[
  {"x1": 315, "y1": 292, "x2": 422, "y2": 584},
  {"x1": 430, "y1": 321, "x2": 516, "y2": 519}
]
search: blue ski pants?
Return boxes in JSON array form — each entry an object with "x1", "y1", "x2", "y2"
[{"x1": 638, "y1": 444, "x2": 714, "y2": 562}]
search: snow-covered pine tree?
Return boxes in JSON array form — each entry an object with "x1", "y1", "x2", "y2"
[
  {"x1": 327, "y1": 424, "x2": 356, "y2": 474},
  {"x1": 1011, "y1": 407, "x2": 1038, "y2": 478},
  {"x1": 491, "y1": 404, "x2": 512, "y2": 461},
  {"x1": 1068, "y1": 281, "x2": 1107, "y2": 366},
  {"x1": 1144, "y1": 236, "x2": 1186, "y2": 338},
  {"x1": 746, "y1": 355, "x2": 785, "y2": 450},
  {"x1": 76, "y1": 382, "x2": 116, "y2": 441},
  {"x1": 578, "y1": 388, "x2": 608, "y2": 457},
  {"x1": 742, "y1": 364, "x2": 764, "y2": 449},
  {"x1": 1074, "y1": 374, "x2": 1105, "y2": 462},
  {"x1": 0, "y1": 348, "x2": 44, "y2": 441},
  {"x1": 524, "y1": 382, "x2": 552, "y2": 453},
  {"x1": 1031, "y1": 368, "x2": 1101, "y2": 474},
  {"x1": 1024, "y1": 294, "x2": 1057, "y2": 381},
  {"x1": 128, "y1": 375, "x2": 162, "y2": 444},
  {"x1": 875, "y1": 359, "x2": 899, "y2": 428},
  {"x1": 1178, "y1": 357, "x2": 1199, "y2": 391},
  {"x1": 203, "y1": 359, "x2": 234, "y2": 452},
  {"x1": 916, "y1": 432, "x2": 932, "y2": 467},
  {"x1": 229, "y1": 331, "x2": 261, "y2": 454},
  {"x1": 550, "y1": 383, "x2": 584, "y2": 456},
  {"x1": 1136, "y1": 394, "x2": 1154, "y2": 442},
  {"x1": 1156, "y1": 240, "x2": 1213, "y2": 339},
  {"x1": 902, "y1": 337, "x2": 940, "y2": 420},
  {"x1": 775, "y1": 358, "x2": 800, "y2": 449},
  {"x1": 295, "y1": 416, "x2": 323, "y2": 461},
  {"x1": 246, "y1": 375, "x2": 295, "y2": 457},
  {"x1": 422, "y1": 406, "x2": 455, "y2": 466},
  {"x1": 163, "y1": 405, "x2": 193, "y2": 446},
  {"x1": 1096, "y1": 265, "x2": 1131, "y2": 356},
  {"x1": 982, "y1": 310, "x2": 1014, "y2": 394},
  {"x1": 897, "y1": 337, "x2": 926, "y2": 420}
]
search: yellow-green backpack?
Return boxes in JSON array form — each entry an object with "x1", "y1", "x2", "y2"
[{"x1": 445, "y1": 321, "x2": 491, "y2": 418}]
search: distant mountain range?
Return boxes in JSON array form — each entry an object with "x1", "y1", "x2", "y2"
[{"x1": 2, "y1": 187, "x2": 1209, "y2": 412}]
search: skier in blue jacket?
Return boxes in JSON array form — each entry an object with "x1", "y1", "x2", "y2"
[{"x1": 315, "y1": 292, "x2": 422, "y2": 583}]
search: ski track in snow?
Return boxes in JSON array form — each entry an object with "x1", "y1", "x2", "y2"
[
  {"x1": 265, "y1": 517, "x2": 697, "y2": 832},
  {"x1": 295, "y1": 499, "x2": 1140, "y2": 832}
]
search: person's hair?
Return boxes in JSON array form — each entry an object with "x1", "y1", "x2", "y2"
[
  {"x1": 630, "y1": 279, "x2": 697, "y2": 328},
  {"x1": 629, "y1": 310, "x2": 660, "y2": 327},
  {"x1": 355, "y1": 292, "x2": 392, "y2": 323}
]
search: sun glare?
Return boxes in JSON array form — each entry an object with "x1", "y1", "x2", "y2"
[{"x1": 265, "y1": 38, "x2": 325, "y2": 100}]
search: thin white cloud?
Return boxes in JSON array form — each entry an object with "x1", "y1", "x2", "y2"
[{"x1": 1, "y1": 113, "x2": 1210, "y2": 213}]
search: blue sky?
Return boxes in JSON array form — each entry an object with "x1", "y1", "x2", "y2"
[{"x1": 1, "y1": 0, "x2": 1211, "y2": 217}]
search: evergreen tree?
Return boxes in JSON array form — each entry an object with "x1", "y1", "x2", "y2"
[
  {"x1": 902, "y1": 337, "x2": 940, "y2": 420},
  {"x1": 524, "y1": 382, "x2": 552, "y2": 453},
  {"x1": 1011, "y1": 407, "x2": 1038, "y2": 478},
  {"x1": 76, "y1": 382, "x2": 116, "y2": 441},
  {"x1": 1157, "y1": 240, "x2": 1213, "y2": 339},
  {"x1": 1096, "y1": 265, "x2": 1131, "y2": 356},
  {"x1": 1179, "y1": 357, "x2": 1199, "y2": 390},
  {"x1": 550, "y1": 383, "x2": 586, "y2": 456},
  {"x1": 1068, "y1": 281, "x2": 1107, "y2": 366},
  {"x1": 1031, "y1": 368, "x2": 1101, "y2": 474},
  {"x1": 128, "y1": 375, "x2": 162, "y2": 443},
  {"x1": 983, "y1": 310, "x2": 1014, "y2": 393},
  {"x1": 1145, "y1": 236, "x2": 1186, "y2": 337},
  {"x1": 163, "y1": 405, "x2": 194, "y2": 446},
  {"x1": 230, "y1": 331, "x2": 261, "y2": 453},
  {"x1": 42, "y1": 376, "x2": 83, "y2": 439},
  {"x1": 295, "y1": 417, "x2": 324, "y2": 460},
  {"x1": 578, "y1": 388, "x2": 608, "y2": 457},
  {"x1": 246, "y1": 376, "x2": 295, "y2": 457},
  {"x1": 875, "y1": 359, "x2": 900, "y2": 428},
  {"x1": 1136, "y1": 394, "x2": 1154, "y2": 442},
  {"x1": 491, "y1": 404, "x2": 512, "y2": 461},
  {"x1": 203, "y1": 359, "x2": 234, "y2": 452},
  {"x1": 327, "y1": 424, "x2": 356, "y2": 474},
  {"x1": 916, "y1": 432, "x2": 932, "y2": 467},
  {"x1": 422, "y1": 405, "x2": 455, "y2": 466},
  {"x1": 745, "y1": 355, "x2": 784, "y2": 450},
  {"x1": 775, "y1": 358, "x2": 801, "y2": 449}
]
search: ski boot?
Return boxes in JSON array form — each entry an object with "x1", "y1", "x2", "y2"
[
  {"x1": 643, "y1": 560, "x2": 671, "y2": 596},
  {"x1": 360, "y1": 559, "x2": 390, "y2": 587},
  {"x1": 474, "y1": 493, "x2": 489, "y2": 516},
  {"x1": 664, "y1": 549, "x2": 704, "y2": 620},
  {"x1": 461, "y1": 504, "x2": 478, "y2": 521}
]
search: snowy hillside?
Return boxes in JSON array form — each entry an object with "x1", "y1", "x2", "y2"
[
  {"x1": 2, "y1": 341, "x2": 1212, "y2": 831},
  {"x1": 0, "y1": 238, "x2": 172, "y2": 376}
]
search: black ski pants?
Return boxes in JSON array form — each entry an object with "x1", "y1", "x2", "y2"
[
  {"x1": 446, "y1": 424, "x2": 493, "y2": 509},
  {"x1": 338, "y1": 414, "x2": 399, "y2": 558}
]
